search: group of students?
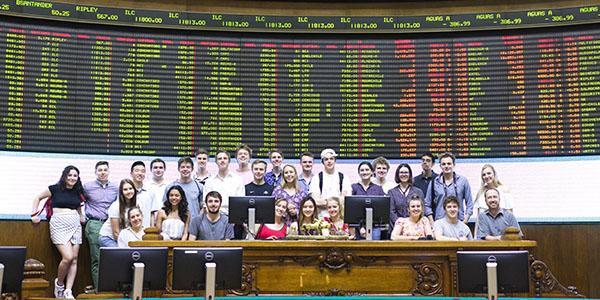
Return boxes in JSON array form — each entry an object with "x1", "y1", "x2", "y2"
[{"x1": 29, "y1": 144, "x2": 522, "y2": 298}]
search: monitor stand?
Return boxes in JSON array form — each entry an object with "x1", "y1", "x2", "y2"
[
  {"x1": 205, "y1": 262, "x2": 217, "y2": 300},
  {"x1": 486, "y1": 260, "x2": 498, "y2": 300},
  {"x1": 131, "y1": 262, "x2": 145, "y2": 300},
  {"x1": 247, "y1": 207, "x2": 256, "y2": 240},
  {"x1": 365, "y1": 207, "x2": 374, "y2": 240},
  {"x1": 0, "y1": 262, "x2": 4, "y2": 295}
]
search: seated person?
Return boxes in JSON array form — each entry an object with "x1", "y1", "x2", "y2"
[
  {"x1": 188, "y1": 191, "x2": 234, "y2": 240},
  {"x1": 255, "y1": 198, "x2": 288, "y2": 240},
  {"x1": 390, "y1": 195, "x2": 433, "y2": 240},
  {"x1": 156, "y1": 185, "x2": 190, "y2": 240},
  {"x1": 323, "y1": 196, "x2": 350, "y2": 236},
  {"x1": 286, "y1": 201, "x2": 298, "y2": 226},
  {"x1": 117, "y1": 207, "x2": 145, "y2": 247},
  {"x1": 476, "y1": 188, "x2": 522, "y2": 240},
  {"x1": 433, "y1": 196, "x2": 473, "y2": 241},
  {"x1": 290, "y1": 196, "x2": 319, "y2": 235}
]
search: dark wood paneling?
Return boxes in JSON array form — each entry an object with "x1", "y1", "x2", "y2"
[
  {"x1": 522, "y1": 223, "x2": 599, "y2": 298},
  {"x1": 1, "y1": 220, "x2": 598, "y2": 297},
  {"x1": 0, "y1": 220, "x2": 92, "y2": 296}
]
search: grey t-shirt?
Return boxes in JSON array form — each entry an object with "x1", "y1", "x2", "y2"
[
  {"x1": 163, "y1": 180, "x2": 203, "y2": 219},
  {"x1": 189, "y1": 212, "x2": 234, "y2": 240},
  {"x1": 433, "y1": 217, "x2": 473, "y2": 240}
]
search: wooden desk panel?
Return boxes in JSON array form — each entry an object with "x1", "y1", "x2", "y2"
[{"x1": 127, "y1": 240, "x2": 572, "y2": 297}]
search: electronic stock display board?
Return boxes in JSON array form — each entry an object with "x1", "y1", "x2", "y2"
[{"x1": 1, "y1": 1, "x2": 600, "y2": 158}]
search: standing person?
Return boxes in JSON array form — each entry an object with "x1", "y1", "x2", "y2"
[
  {"x1": 265, "y1": 149, "x2": 284, "y2": 186},
  {"x1": 83, "y1": 161, "x2": 118, "y2": 292},
  {"x1": 163, "y1": 156, "x2": 203, "y2": 219},
  {"x1": 234, "y1": 143, "x2": 254, "y2": 184},
  {"x1": 255, "y1": 198, "x2": 288, "y2": 240},
  {"x1": 117, "y1": 207, "x2": 145, "y2": 247},
  {"x1": 202, "y1": 149, "x2": 245, "y2": 214},
  {"x1": 98, "y1": 179, "x2": 139, "y2": 247},
  {"x1": 424, "y1": 152, "x2": 473, "y2": 224},
  {"x1": 351, "y1": 161, "x2": 385, "y2": 240},
  {"x1": 298, "y1": 152, "x2": 315, "y2": 192},
  {"x1": 129, "y1": 161, "x2": 156, "y2": 227},
  {"x1": 413, "y1": 152, "x2": 438, "y2": 199},
  {"x1": 146, "y1": 158, "x2": 167, "y2": 192},
  {"x1": 156, "y1": 185, "x2": 190, "y2": 240},
  {"x1": 433, "y1": 196, "x2": 473, "y2": 241},
  {"x1": 31, "y1": 166, "x2": 87, "y2": 299},
  {"x1": 476, "y1": 188, "x2": 522, "y2": 240},
  {"x1": 146, "y1": 158, "x2": 168, "y2": 208},
  {"x1": 388, "y1": 163, "x2": 424, "y2": 229},
  {"x1": 390, "y1": 195, "x2": 433, "y2": 240},
  {"x1": 371, "y1": 156, "x2": 396, "y2": 193},
  {"x1": 352, "y1": 161, "x2": 385, "y2": 196},
  {"x1": 272, "y1": 164, "x2": 307, "y2": 212},
  {"x1": 194, "y1": 148, "x2": 211, "y2": 185},
  {"x1": 245, "y1": 160, "x2": 274, "y2": 196},
  {"x1": 188, "y1": 191, "x2": 234, "y2": 240},
  {"x1": 473, "y1": 164, "x2": 515, "y2": 219},
  {"x1": 309, "y1": 148, "x2": 351, "y2": 217}
]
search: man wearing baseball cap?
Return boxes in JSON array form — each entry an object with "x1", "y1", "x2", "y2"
[{"x1": 309, "y1": 148, "x2": 352, "y2": 217}]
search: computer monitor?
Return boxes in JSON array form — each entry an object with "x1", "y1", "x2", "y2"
[
  {"x1": 98, "y1": 247, "x2": 168, "y2": 300},
  {"x1": 457, "y1": 250, "x2": 529, "y2": 298},
  {"x1": 344, "y1": 196, "x2": 390, "y2": 240},
  {"x1": 228, "y1": 196, "x2": 275, "y2": 240},
  {"x1": 0, "y1": 246, "x2": 26, "y2": 295},
  {"x1": 172, "y1": 247, "x2": 243, "y2": 300}
]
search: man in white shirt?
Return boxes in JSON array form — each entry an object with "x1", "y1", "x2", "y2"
[
  {"x1": 202, "y1": 149, "x2": 245, "y2": 214},
  {"x1": 309, "y1": 148, "x2": 351, "y2": 217},
  {"x1": 129, "y1": 161, "x2": 156, "y2": 227},
  {"x1": 146, "y1": 158, "x2": 168, "y2": 217},
  {"x1": 234, "y1": 143, "x2": 253, "y2": 184},
  {"x1": 194, "y1": 147, "x2": 211, "y2": 185}
]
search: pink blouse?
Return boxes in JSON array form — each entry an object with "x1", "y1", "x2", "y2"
[{"x1": 393, "y1": 217, "x2": 432, "y2": 237}]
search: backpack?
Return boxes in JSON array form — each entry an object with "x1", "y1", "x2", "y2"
[{"x1": 318, "y1": 171, "x2": 344, "y2": 194}]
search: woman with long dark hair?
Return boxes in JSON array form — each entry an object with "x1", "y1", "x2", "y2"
[
  {"x1": 31, "y1": 166, "x2": 87, "y2": 299},
  {"x1": 98, "y1": 179, "x2": 138, "y2": 247},
  {"x1": 156, "y1": 185, "x2": 190, "y2": 240}
]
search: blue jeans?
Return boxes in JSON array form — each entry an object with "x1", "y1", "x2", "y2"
[{"x1": 98, "y1": 235, "x2": 117, "y2": 247}]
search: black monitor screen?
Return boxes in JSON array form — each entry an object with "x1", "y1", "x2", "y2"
[
  {"x1": 228, "y1": 196, "x2": 275, "y2": 224},
  {"x1": 98, "y1": 247, "x2": 168, "y2": 292},
  {"x1": 343, "y1": 196, "x2": 390, "y2": 226},
  {"x1": 0, "y1": 246, "x2": 26, "y2": 293},
  {"x1": 172, "y1": 247, "x2": 243, "y2": 291},
  {"x1": 457, "y1": 250, "x2": 529, "y2": 294}
]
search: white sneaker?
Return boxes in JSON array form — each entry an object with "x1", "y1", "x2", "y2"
[
  {"x1": 63, "y1": 289, "x2": 75, "y2": 299},
  {"x1": 54, "y1": 278, "x2": 65, "y2": 298}
]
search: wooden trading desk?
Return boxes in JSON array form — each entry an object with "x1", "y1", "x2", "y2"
[{"x1": 125, "y1": 240, "x2": 581, "y2": 298}]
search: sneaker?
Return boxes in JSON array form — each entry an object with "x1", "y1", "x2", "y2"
[
  {"x1": 54, "y1": 278, "x2": 65, "y2": 298},
  {"x1": 63, "y1": 289, "x2": 75, "y2": 299}
]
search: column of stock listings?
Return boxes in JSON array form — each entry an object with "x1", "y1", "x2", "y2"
[{"x1": 1, "y1": 16, "x2": 599, "y2": 159}]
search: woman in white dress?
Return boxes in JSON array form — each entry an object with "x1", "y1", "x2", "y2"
[
  {"x1": 156, "y1": 185, "x2": 190, "y2": 240},
  {"x1": 117, "y1": 206, "x2": 145, "y2": 247}
]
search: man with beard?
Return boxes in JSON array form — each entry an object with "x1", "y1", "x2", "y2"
[
  {"x1": 476, "y1": 188, "x2": 522, "y2": 240},
  {"x1": 188, "y1": 191, "x2": 234, "y2": 240}
]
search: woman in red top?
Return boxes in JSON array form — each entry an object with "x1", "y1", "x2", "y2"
[{"x1": 255, "y1": 198, "x2": 288, "y2": 240}]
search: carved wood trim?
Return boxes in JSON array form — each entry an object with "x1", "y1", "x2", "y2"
[
  {"x1": 530, "y1": 259, "x2": 584, "y2": 298},
  {"x1": 412, "y1": 263, "x2": 443, "y2": 296},
  {"x1": 280, "y1": 247, "x2": 382, "y2": 272},
  {"x1": 230, "y1": 264, "x2": 258, "y2": 296}
]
